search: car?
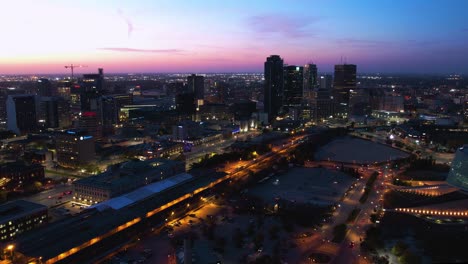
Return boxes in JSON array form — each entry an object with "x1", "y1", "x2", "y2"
[{"x1": 348, "y1": 242, "x2": 355, "y2": 248}]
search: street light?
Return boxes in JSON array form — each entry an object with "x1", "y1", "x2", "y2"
[{"x1": 5, "y1": 244, "x2": 14, "y2": 260}]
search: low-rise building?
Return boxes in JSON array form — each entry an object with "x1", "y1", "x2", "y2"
[
  {"x1": 0, "y1": 200, "x2": 48, "y2": 241},
  {"x1": 371, "y1": 110, "x2": 408, "y2": 124},
  {"x1": 72, "y1": 158, "x2": 185, "y2": 205},
  {"x1": 0, "y1": 162, "x2": 44, "y2": 188}
]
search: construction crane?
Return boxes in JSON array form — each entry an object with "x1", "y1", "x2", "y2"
[{"x1": 64, "y1": 64, "x2": 87, "y2": 79}]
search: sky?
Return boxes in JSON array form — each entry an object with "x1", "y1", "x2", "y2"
[{"x1": 1, "y1": 0, "x2": 468, "y2": 74}]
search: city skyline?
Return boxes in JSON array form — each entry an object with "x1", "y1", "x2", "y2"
[{"x1": 1, "y1": 0, "x2": 468, "y2": 74}]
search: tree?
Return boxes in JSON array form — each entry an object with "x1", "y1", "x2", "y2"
[
  {"x1": 232, "y1": 228, "x2": 244, "y2": 248},
  {"x1": 214, "y1": 236, "x2": 226, "y2": 253},
  {"x1": 399, "y1": 250, "x2": 422, "y2": 264},
  {"x1": 0, "y1": 190, "x2": 7, "y2": 203},
  {"x1": 370, "y1": 213, "x2": 378, "y2": 223},
  {"x1": 269, "y1": 225, "x2": 280, "y2": 239},
  {"x1": 254, "y1": 232, "x2": 264, "y2": 250},
  {"x1": 24, "y1": 181, "x2": 43, "y2": 193},
  {"x1": 247, "y1": 222, "x2": 255, "y2": 236},
  {"x1": 332, "y1": 224, "x2": 347, "y2": 243},
  {"x1": 392, "y1": 240, "x2": 408, "y2": 257}
]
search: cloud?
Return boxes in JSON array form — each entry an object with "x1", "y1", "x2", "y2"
[
  {"x1": 98, "y1": 48, "x2": 184, "y2": 53},
  {"x1": 117, "y1": 9, "x2": 134, "y2": 38},
  {"x1": 336, "y1": 38, "x2": 391, "y2": 48},
  {"x1": 406, "y1": 39, "x2": 440, "y2": 46},
  {"x1": 247, "y1": 14, "x2": 320, "y2": 38}
]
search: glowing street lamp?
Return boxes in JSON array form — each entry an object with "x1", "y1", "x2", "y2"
[{"x1": 5, "y1": 244, "x2": 14, "y2": 259}]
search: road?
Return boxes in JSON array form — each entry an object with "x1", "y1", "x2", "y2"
[
  {"x1": 96, "y1": 133, "x2": 307, "y2": 263},
  {"x1": 184, "y1": 131, "x2": 260, "y2": 170},
  {"x1": 298, "y1": 159, "x2": 404, "y2": 264},
  {"x1": 331, "y1": 166, "x2": 403, "y2": 264},
  {"x1": 23, "y1": 183, "x2": 73, "y2": 208}
]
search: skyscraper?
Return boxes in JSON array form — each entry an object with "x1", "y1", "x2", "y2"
[
  {"x1": 302, "y1": 64, "x2": 318, "y2": 120},
  {"x1": 6, "y1": 95, "x2": 38, "y2": 135},
  {"x1": 320, "y1": 74, "x2": 333, "y2": 90},
  {"x1": 80, "y1": 68, "x2": 104, "y2": 112},
  {"x1": 264, "y1": 55, "x2": 284, "y2": 120},
  {"x1": 283, "y1": 65, "x2": 304, "y2": 109},
  {"x1": 38, "y1": 96, "x2": 71, "y2": 129},
  {"x1": 187, "y1": 74, "x2": 204, "y2": 100},
  {"x1": 36, "y1": 78, "x2": 53, "y2": 97},
  {"x1": 315, "y1": 75, "x2": 334, "y2": 122},
  {"x1": 303, "y1": 64, "x2": 318, "y2": 91},
  {"x1": 333, "y1": 64, "x2": 357, "y2": 119}
]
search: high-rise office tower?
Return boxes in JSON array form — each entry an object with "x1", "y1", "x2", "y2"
[
  {"x1": 99, "y1": 94, "x2": 132, "y2": 136},
  {"x1": 80, "y1": 68, "x2": 104, "y2": 112},
  {"x1": 333, "y1": 64, "x2": 357, "y2": 119},
  {"x1": 302, "y1": 64, "x2": 318, "y2": 120},
  {"x1": 283, "y1": 65, "x2": 304, "y2": 110},
  {"x1": 38, "y1": 96, "x2": 71, "y2": 129},
  {"x1": 56, "y1": 79, "x2": 73, "y2": 100},
  {"x1": 36, "y1": 78, "x2": 53, "y2": 97},
  {"x1": 315, "y1": 75, "x2": 334, "y2": 122},
  {"x1": 6, "y1": 95, "x2": 38, "y2": 135},
  {"x1": 187, "y1": 74, "x2": 204, "y2": 100},
  {"x1": 176, "y1": 93, "x2": 196, "y2": 118},
  {"x1": 303, "y1": 64, "x2": 318, "y2": 91},
  {"x1": 0, "y1": 88, "x2": 23, "y2": 129},
  {"x1": 264, "y1": 55, "x2": 284, "y2": 120},
  {"x1": 319, "y1": 74, "x2": 333, "y2": 90}
]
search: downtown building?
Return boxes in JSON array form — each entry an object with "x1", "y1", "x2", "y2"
[
  {"x1": 264, "y1": 55, "x2": 284, "y2": 121},
  {"x1": 38, "y1": 96, "x2": 71, "y2": 129},
  {"x1": 6, "y1": 94, "x2": 38, "y2": 135},
  {"x1": 283, "y1": 65, "x2": 304, "y2": 120},
  {"x1": 187, "y1": 74, "x2": 205, "y2": 100},
  {"x1": 447, "y1": 145, "x2": 468, "y2": 192},
  {"x1": 302, "y1": 63, "x2": 318, "y2": 120},
  {"x1": 333, "y1": 64, "x2": 357, "y2": 120},
  {"x1": 56, "y1": 129, "x2": 95, "y2": 169},
  {"x1": 0, "y1": 161, "x2": 44, "y2": 188},
  {"x1": 315, "y1": 75, "x2": 334, "y2": 122},
  {"x1": 72, "y1": 158, "x2": 185, "y2": 205},
  {"x1": 0, "y1": 200, "x2": 48, "y2": 242}
]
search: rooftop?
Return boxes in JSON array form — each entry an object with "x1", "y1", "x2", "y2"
[
  {"x1": 74, "y1": 158, "x2": 184, "y2": 189},
  {"x1": 15, "y1": 172, "x2": 224, "y2": 260},
  {"x1": 0, "y1": 200, "x2": 47, "y2": 224},
  {"x1": 91, "y1": 173, "x2": 193, "y2": 211}
]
